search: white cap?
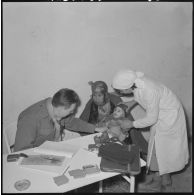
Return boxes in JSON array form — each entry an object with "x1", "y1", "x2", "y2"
[{"x1": 112, "y1": 70, "x2": 144, "y2": 90}]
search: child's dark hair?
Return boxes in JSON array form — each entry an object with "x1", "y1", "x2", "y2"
[
  {"x1": 116, "y1": 104, "x2": 128, "y2": 117},
  {"x1": 52, "y1": 88, "x2": 81, "y2": 108}
]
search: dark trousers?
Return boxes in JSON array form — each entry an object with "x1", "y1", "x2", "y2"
[
  {"x1": 123, "y1": 128, "x2": 148, "y2": 159},
  {"x1": 127, "y1": 112, "x2": 149, "y2": 159}
]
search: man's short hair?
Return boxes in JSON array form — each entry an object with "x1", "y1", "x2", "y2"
[{"x1": 52, "y1": 88, "x2": 80, "y2": 108}]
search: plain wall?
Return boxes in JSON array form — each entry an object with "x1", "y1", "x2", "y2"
[{"x1": 3, "y1": 2, "x2": 192, "y2": 136}]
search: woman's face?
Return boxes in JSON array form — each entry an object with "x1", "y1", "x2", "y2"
[
  {"x1": 92, "y1": 88, "x2": 105, "y2": 106},
  {"x1": 113, "y1": 107, "x2": 125, "y2": 119},
  {"x1": 118, "y1": 88, "x2": 133, "y2": 94}
]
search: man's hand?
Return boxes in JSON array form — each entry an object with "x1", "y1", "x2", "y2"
[{"x1": 95, "y1": 126, "x2": 108, "y2": 133}]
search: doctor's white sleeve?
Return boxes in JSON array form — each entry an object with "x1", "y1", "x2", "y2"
[{"x1": 133, "y1": 90, "x2": 160, "y2": 128}]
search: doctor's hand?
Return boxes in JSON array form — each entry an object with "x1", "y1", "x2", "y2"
[
  {"x1": 95, "y1": 126, "x2": 108, "y2": 133},
  {"x1": 117, "y1": 119, "x2": 134, "y2": 130}
]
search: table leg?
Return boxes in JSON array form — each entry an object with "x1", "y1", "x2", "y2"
[
  {"x1": 99, "y1": 180, "x2": 103, "y2": 193},
  {"x1": 130, "y1": 176, "x2": 135, "y2": 193},
  {"x1": 122, "y1": 175, "x2": 135, "y2": 193}
]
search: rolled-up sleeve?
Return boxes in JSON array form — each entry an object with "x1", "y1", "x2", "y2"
[
  {"x1": 133, "y1": 90, "x2": 160, "y2": 128},
  {"x1": 62, "y1": 115, "x2": 96, "y2": 133}
]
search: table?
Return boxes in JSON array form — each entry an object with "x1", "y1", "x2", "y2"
[{"x1": 3, "y1": 133, "x2": 146, "y2": 193}]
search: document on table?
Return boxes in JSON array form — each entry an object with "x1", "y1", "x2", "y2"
[
  {"x1": 33, "y1": 141, "x2": 79, "y2": 158},
  {"x1": 20, "y1": 155, "x2": 66, "y2": 166},
  {"x1": 18, "y1": 141, "x2": 80, "y2": 175}
]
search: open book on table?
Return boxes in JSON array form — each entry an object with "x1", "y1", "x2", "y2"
[
  {"x1": 33, "y1": 141, "x2": 79, "y2": 158},
  {"x1": 18, "y1": 141, "x2": 80, "y2": 175}
]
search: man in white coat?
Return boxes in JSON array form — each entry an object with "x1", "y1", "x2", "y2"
[{"x1": 112, "y1": 69, "x2": 189, "y2": 192}]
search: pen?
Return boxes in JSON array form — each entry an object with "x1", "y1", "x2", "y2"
[
  {"x1": 42, "y1": 156, "x2": 61, "y2": 163},
  {"x1": 62, "y1": 165, "x2": 70, "y2": 175}
]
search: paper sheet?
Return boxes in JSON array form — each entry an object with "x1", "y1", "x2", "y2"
[
  {"x1": 33, "y1": 141, "x2": 79, "y2": 158},
  {"x1": 20, "y1": 155, "x2": 65, "y2": 166},
  {"x1": 18, "y1": 141, "x2": 80, "y2": 175}
]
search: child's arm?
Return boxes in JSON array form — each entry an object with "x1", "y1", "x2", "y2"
[{"x1": 98, "y1": 115, "x2": 113, "y2": 127}]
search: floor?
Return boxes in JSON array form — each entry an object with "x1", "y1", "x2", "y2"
[
  {"x1": 170, "y1": 137, "x2": 192, "y2": 193},
  {"x1": 73, "y1": 139, "x2": 192, "y2": 193}
]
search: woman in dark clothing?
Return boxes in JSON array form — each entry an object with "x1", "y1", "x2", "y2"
[
  {"x1": 80, "y1": 81, "x2": 122, "y2": 126},
  {"x1": 79, "y1": 81, "x2": 148, "y2": 156}
]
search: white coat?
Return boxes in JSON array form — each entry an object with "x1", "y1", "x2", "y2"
[{"x1": 132, "y1": 76, "x2": 189, "y2": 175}]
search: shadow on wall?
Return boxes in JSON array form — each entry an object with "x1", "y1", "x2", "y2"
[
  {"x1": 181, "y1": 107, "x2": 192, "y2": 171},
  {"x1": 183, "y1": 107, "x2": 192, "y2": 140}
]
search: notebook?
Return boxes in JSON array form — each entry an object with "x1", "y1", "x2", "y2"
[
  {"x1": 18, "y1": 141, "x2": 80, "y2": 175},
  {"x1": 33, "y1": 141, "x2": 79, "y2": 158}
]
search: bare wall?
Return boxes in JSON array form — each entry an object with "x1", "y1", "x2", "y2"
[{"x1": 3, "y1": 2, "x2": 192, "y2": 135}]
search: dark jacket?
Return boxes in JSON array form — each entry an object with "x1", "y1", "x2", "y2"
[{"x1": 80, "y1": 93, "x2": 122, "y2": 123}]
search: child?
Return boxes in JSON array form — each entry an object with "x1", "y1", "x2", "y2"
[{"x1": 98, "y1": 104, "x2": 130, "y2": 142}]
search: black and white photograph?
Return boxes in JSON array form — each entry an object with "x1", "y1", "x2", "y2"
[{"x1": 2, "y1": 1, "x2": 193, "y2": 193}]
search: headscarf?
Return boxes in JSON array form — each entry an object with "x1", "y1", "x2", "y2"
[
  {"x1": 88, "y1": 81, "x2": 108, "y2": 95},
  {"x1": 88, "y1": 81, "x2": 109, "y2": 103},
  {"x1": 112, "y1": 70, "x2": 144, "y2": 90},
  {"x1": 88, "y1": 81, "x2": 115, "y2": 124}
]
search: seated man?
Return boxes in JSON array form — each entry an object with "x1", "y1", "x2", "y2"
[{"x1": 14, "y1": 88, "x2": 105, "y2": 152}]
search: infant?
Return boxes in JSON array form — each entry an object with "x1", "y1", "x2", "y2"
[{"x1": 98, "y1": 104, "x2": 130, "y2": 142}]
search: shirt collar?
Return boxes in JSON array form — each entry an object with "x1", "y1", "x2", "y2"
[{"x1": 39, "y1": 98, "x2": 52, "y2": 119}]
